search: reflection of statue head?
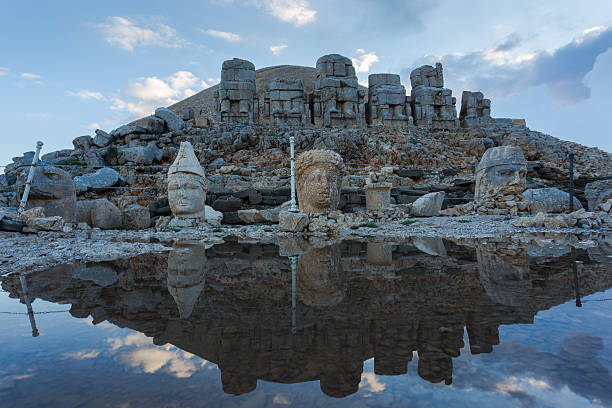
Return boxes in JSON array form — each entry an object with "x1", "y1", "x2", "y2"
[
  {"x1": 477, "y1": 246, "x2": 531, "y2": 307},
  {"x1": 167, "y1": 142, "x2": 206, "y2": 221},
  {"x1": 23, "y1": 166, "x2": 76, "y2": 221},
  {"x1": 297, "y1": 245, "x2": 345, "y2": 307},
  {"x1": 167, "y1": 241, "x2": 207, "y2": 319},
  {"x1": 221, "y1": 371, "x2": 257, "y2": 396},
  {"x1": 320, "y1": 360, "x2": 363, "y2": 398},
  {"x1": 295, "y1": 150, "x2": 344, "y2": 213},
  {"x1": 475, "y1": 146, "x2": 527, "y2": 199},
  {"x1": 418, "y1": 352, "x2": 453, "y2": 385}
]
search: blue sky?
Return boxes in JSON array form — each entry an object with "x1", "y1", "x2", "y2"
[{"x1": 1, "y1": 0, "x2": 612, "y2": 169}]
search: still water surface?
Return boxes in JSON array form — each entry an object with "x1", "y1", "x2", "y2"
[{"x1": 1, "y1": 236, "x2": 612, "y2": 407}]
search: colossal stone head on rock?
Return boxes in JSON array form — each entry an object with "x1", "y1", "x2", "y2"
[
  {"x1": 21, "y1": 165, "x2": 76, "y2": 221},
  {"x1": 297, "y1": 244, "x2": 346, "y2": 307},
  {"x1": 167, "y1": 241, "x2": 207, "y2": 319},
  {"x1": 295, "y1": 149, "x2": 344, "y2": 213},
  {"x1": 474, "y1": 146, "x2": 527, "y2": 199},
  {"x1": 167, "y1": 142, "x2": 206, "y2": 221}
]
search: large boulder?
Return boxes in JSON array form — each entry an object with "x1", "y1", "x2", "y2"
[
  {"x1": 205, "y1": 206, "x2": 223, "y2": 225},
  {"x1": 522, "y1": 188, "x2": 583, "y2": 214},
  {"x1": 155, "y1": 107, "x2": 185, "y2": 132},
  {"x1": 119, "y1": 142, "x2": 162, "y2": 165},
  {"x1": 122, "y1": 204, "x2": 151, "y2": 230},
  {"x1": 72, "y1": 135, "x2": 93, "y2": 151},
  {"x1": 279, "y1": 211, "x2": 309, "y2": 232},
  {"x1": 585, "y1": 180, "x2": 612, "y2": 211},
  {"x1": 20, "y1": 166, "x2": 77, "y2": 222},
  {"x1": 110, "y1": 125, "x2": 148, "y2": 138},
  {"x1": 131, "y1": 115, "x2": 165, "y2": 133},
  {"x1": 410, "y1": 191, "x2": 445, "y2": 217},
  {"x1": 93, "y1": 129, "x2": 113, "y2": 147},
  {"x1": 73, "y1": 167, "x2": 122, "y2": 194},
  {"x1": 77, "y1": 199, "x2": 122, "y2": 229}
]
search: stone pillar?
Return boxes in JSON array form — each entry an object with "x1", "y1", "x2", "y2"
[
  {"x1": 367, "y1": 73, "x2": 412, "y2": 127},
  {"x1": 264, "y1": 78, "x2": 309, "y2": 126},
  {"x1": 460, "y1": 91, "x2": 491, "y2": 128},
  {"x1": 365, "y1": 182, "x2": 392, "y2": 210},
  {"x1": 217, "y1": 58, "x2": 256, "y2": 124},
  {"x1": 410, "y1": 62, "x2": 458, "y2": 130}
]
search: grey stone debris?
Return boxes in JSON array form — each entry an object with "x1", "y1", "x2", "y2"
[
  {"x1": 522, "y1": 188, "x2": 583, "y2": 214},
  {"x1": 110, "y1": 125, "x2": 149, "y2": 138},
  {"x1": 460, "y1": 91, "x2": 491, "y2": 128},
  {"x1": 132, "y1": 115, "x2": 166, "y2": 133},
  {"x1": 119, "y1": 141, "x2": 162, "y2": 165},
  {"x1": 77, "y1": 198, "x2": 122, "y2": 229},
  {"x1": 264, "y1": 78, "x2": 309, "y2": 126},
  {"x1": 410, "y1": 191, "x2": 446, "y2": 217},
  {"x1": 312, "y1": 54, "x2": 365, "y2": 127},
  {"x1": 279, "y1": 211, "x2": 310, "y2": 232},
  {"x1": 122, "y1": 204, "x2": 151, "y2": 230},
  {"x1": 154, "y1": 108, "x2": 185, "y2": 132},
  {"x1": 73, "y1": 167, "x2": 122, "y2": 194},
  {"x1": 584, "y1": 180, "x2": 612, "y2": 211},
  {"x1": 367, "y1": 73, "x2": 412, "y2": 127},
  {"x1": 215, "y1": 58, "x2": 257, "y2": 124},
  {"x1": 93, "y1": 129, "x2": 112, "y2": 147},
  {"x1": 410, "y1": 63, "x2": 458, "y2": 130},
  {"x1": 72, "y1": 135, "x2": 92, "y2": 151}
]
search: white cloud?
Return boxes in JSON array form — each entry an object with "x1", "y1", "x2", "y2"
[
  {"x1": 269, "y1": 44, "x2": 288, "y2": 55},
  {"x1": 201, "y1": 29, "x2": 241, "y2": 42},
  {"x1": 359, "y1": 372, "x2": 386, "y2": 393},
  {"x1": 253, "y1": 0, "x2": 316, "y2": 26},
  {"x1": 20, "y1": 72, "x2": 41, "y2": 79},
  {"x1": 351, "y1": 51, "x2": 379, "y2": 73},
  {"x1": 67, "y1": 90, "x2": 105, "y2": 100},
  {"x1": 0, "y1": 67, "x2": 8, "y2": 76},
  {"x1": 62, "y1": 350, "x2": 101, "y2": 360},
  {"x1": 94, "y1": 16, "x2": 188, "y2": 52},
  {"x1": 111, "y1": 71, "x2": 210, "y2": 118}
]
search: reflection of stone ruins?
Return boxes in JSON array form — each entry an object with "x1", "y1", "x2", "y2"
[
  {"x1": 167, "y1": 142, "x2": 207, "y2": 225},
  {"x1": 295, "y1": 149, "x2": 344, "y2": 213},
  {"x1": 474, "y1": 146, "x2": 527, "y2": 199},
  {"x1": 167, "y1": 241, "x2": 207, "y2": 319},
  {"x1": 212, "y1": 54, "x2": 470, "y2": 130}
]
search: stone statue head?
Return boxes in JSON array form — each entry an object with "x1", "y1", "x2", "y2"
[
  {"x1": 297, "y1": 245, "x2": 346, "y2": 307},
  {"x1": 295, "y1": 149, "x2": 344, "y2": 213},
  {"x1": 167, "y1": 241, "x2": 207, "y2": 319},
  {"x1": 475, "y1": 146, "x2": 527, "y2": 199},
  {"x1": 21, "y1": 165, "x2": 76, "y2": 221},
  {"x1": 167, "y1": 142, "x2": 206, "y2": 221}
]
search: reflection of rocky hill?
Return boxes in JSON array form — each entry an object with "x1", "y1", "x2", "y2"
[{"x1": 3, "y1": 239, "x2": 611, "y2": 398}]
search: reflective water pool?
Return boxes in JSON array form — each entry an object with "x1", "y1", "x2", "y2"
[{"x1": 1, "y1": 236, "x2": 612, "y2": 407}]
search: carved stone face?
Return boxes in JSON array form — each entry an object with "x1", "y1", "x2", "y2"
[
  {"x1": 474, "y1": 146, "x2": 527, "y2": 199},
  {"x1": 22, "y1": 166, "x2": 76, "y2": 221},
  {"x1": 296, "y1": 150, "x2": 343, "y2": 214},
  {"x1": 168, "y1": 173, "x2": 206, "y2": 219}
]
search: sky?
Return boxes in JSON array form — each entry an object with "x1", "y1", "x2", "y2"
[{"x1": 1, "y1": 0, "x2": 612, "y2": 169}]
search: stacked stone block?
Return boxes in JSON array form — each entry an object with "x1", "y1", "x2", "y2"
[
  {"x1": 410, "y1": 63, "x2": 459, "y2": 130},
  {"x1": 215, "y1": 58, "x2": 257, "y2": 124},
  {"x1": 263, "y1": 78, "x2": 309, "y2": 126},
  {"x1": 460, "y1": 91, "x2": 491, "y2": 128},
  {"x1": 312, "y1": 54, "x2": 365, "y2": 127},
  {"x1": 367, "y1": 73, "x2": 412, "y2": 127}
]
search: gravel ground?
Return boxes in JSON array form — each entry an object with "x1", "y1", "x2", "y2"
[{"x1": 1, "y1": 214, "x2": 609, "y2": 276}]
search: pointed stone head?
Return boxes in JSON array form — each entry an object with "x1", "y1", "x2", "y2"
[
  {"x1": 167, "y1": 142, "x2": 207, "y2": 221},
  {"x1": 295, "y1": 149, "x2": 344, "y2": 214},
  {"x1": 475, "y1": 146, "x2": 527, "y2": 199}
]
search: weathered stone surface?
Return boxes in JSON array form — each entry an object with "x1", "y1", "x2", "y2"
[
  {"x1": 74, "y1": 167, "x2": 121, "y2": 193},
  {"x1": 72, "y1": 135, "x2": 92, "y2": 151},
  {"x1": 313, "y1": 54, "x2": 364, "y2": 127},
  {"x1": 366, "y1": 242, "x2": 393, "y2": 265},
  {"x1": 119, "y1": 142, "x2": 162, "y2": 165},
  {"x1": 132, "y1": 115, "x2": 165, "y2": 133},
  {"x1": 205, "y1": 205, "x2": 223, "y2": 225},
  {"x1": 410, "y1": 63, "x2": 443, "y2": 88},
  {"x1": 155, "y1": 108, "x2": 185, "y2": 132},
  {"x1": 585, "y1": 180, "x2": 612, "y2": 211},
  {"x1": 475, "y1": 146, "x2": 527, "y2": 199},
  {"x1": 522, "y1": 187, "x2": 583, "y2": 214},
  {"x1": 412, "y1": 237, "x2": 447, "y2": 256},
  {"x1": 295, "y1": 150, "x2": 344, "y2": 213},
  {"x1": 168, "y1": 142, "x2": 207, "y2": 224},
  {"x1": 27, "y1": 216, "x2": 64, "y2": 231},
  {"x1": 365, "y1": 183, "x2": 392, "y2": 210},
  {"x1": 410, "y1": 191, "x2": 445, "y2": 217},
  {"x1": 90, "y1": 199, "x2": 122, "y2": 229},
  {"x1": 460, "y1": 91, "x2": 491, "y2": 128},
  {"x1": 264, "y1": 78, "x2": 309, "y2": 125},
  {"x1": 212, "y1": 197, "x2": 242, "y2": 212},
  {"x1": 110, "y1": 125, "x2": 148, "y2": 138},
  {"x1": 122, "y1": 204, "x2": 151, "y2": 230},
  {"x1": 216, "y1": 58, "x2": 257, "y2": 124},
  {"x1": 93, "y1": 129, "x2": 112, "y2": 147},
  {"x1": 279, "y1": 211, "x2": 309, "y2": 232},
  {"x1": 411, "y1": 85, "x2": 458, "y2": 129},
  {"x1": 297, "y1": 245, "x2": 345, "y2": 307},
  {"x1": 74, "y1": 265, "x2": 119, "y2": 287},
  {"x1": 20, "y1": 166, "x2": 77, "y2": 222},
  {"x1": 367, "y1": 73, "x2": 411, "y2": 126},
  {"x1": 237, "y1": 209, "x2": 268, "y2": 224}
]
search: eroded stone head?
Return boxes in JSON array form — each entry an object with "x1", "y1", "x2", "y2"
[
  {"x1": 297, "y1": 245, "x2": 345, "y2": 307},
  {"x1": 295, "y1": 149, "x2": 344, "y2": 213},
  {"x1": 21, "y1": 166, "x2": 76, "y2": 221},
  {"x1": 475, "y1": 146, "x2": 527, "y2": 199},
  {"x1": 167, "y1": 142, "x2": 207, "y2": 221}
]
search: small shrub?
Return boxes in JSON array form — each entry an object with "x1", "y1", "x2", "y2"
[
  {"x1": 410, "y1": 137, "x2": 419, "y2": 145},
  {"x1": 254, "y1": 222, "x2": 274, "y2": 226},
  {"x1": 457, "y1": 219, "x2": 470, "y2": 223},
  {"x1": 401, "y1": 219, "x2": 418, "y2": 226},
  {"x1": 351, "y1": 222, "x2": 378, "y2": 229},
  {"x1": 212, "y1": 227, "x2": 223, "y2": 232},
  {"x1": 55, "y1": 159, "x2": 84, "y2": 166},
  {"x1": 6, "y1": 174, "x2": 17, "y2": 186}
]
